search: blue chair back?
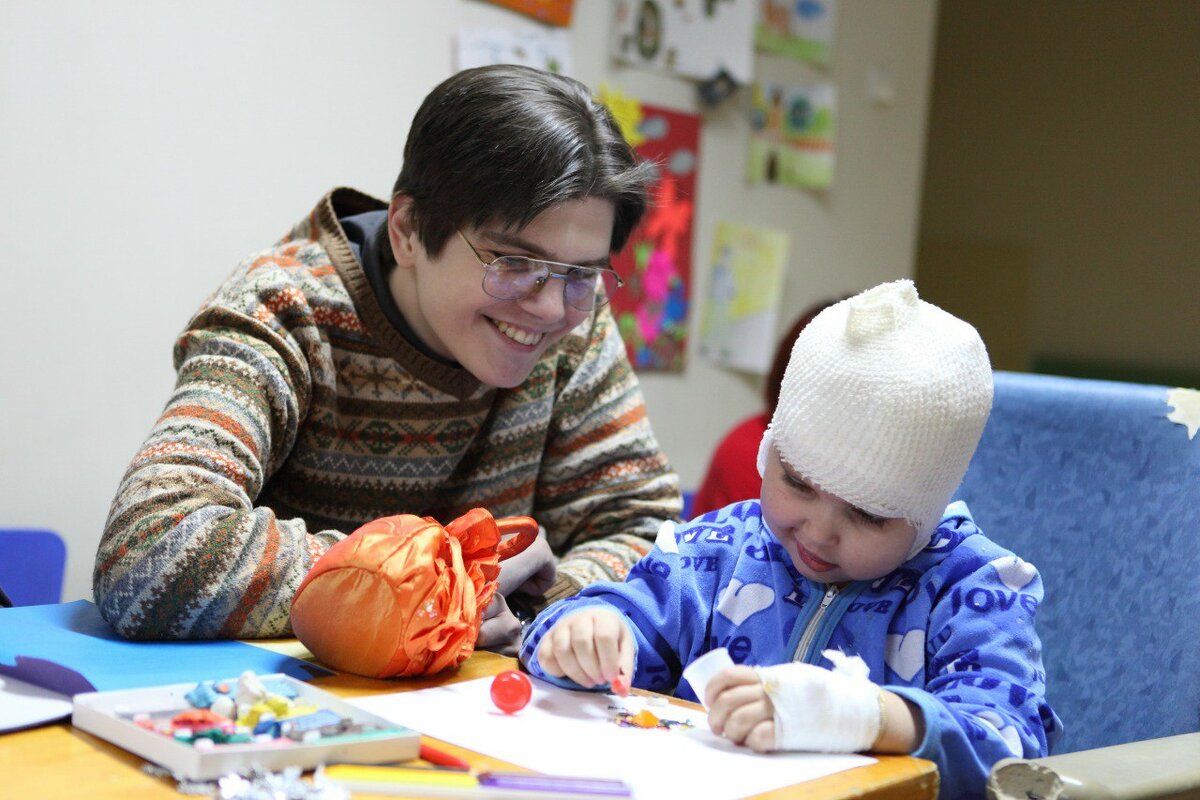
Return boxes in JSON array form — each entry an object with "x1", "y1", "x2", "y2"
[
  {"x1": 0, "y1": 529, "x2": 67, "y2": 606},
  {"x1": 955, "y1": 372, "x2": 1200, "y2": 753}
]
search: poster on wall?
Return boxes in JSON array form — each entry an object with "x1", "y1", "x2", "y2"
[
  {"x1": 455, "y1": 27, "x2": 572, "y2": 73},
  {"x1": 600, "y1": 87, "x2": 701, "y2": 373},
  {"x1": 699, "y1": 222, "x2": 789, "y2": 373},
  {"x1": 610, "y1": 0, "x2": 757, "y2": 84},
  {"x1": 481, "y1": 0, "x2": 576, "y2": 27},
  {"x1": 756, "y1": 0, "x2": 838, "y2": 66},
  {"x1": 747, "y1": 82, "x2": 836, "y2": 189}
]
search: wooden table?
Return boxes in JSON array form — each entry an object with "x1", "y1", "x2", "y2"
[{"x1": 1, "y1": 650, "x2": 937, "y2": 799}]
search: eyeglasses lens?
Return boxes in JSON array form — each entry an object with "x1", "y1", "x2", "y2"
[{"x1": 483, "y1": 258, "x2": 616, "y2": 311}]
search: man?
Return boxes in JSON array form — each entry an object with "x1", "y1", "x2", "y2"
[{"x1": 93, "y1": 65, "x2": 681, "y2": 650}]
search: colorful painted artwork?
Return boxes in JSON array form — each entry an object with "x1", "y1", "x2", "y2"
[
  {"x1": 699, "y1": 222, "x2": 789, "y2": 374},
  {"x1": 455, "y1": 27, "x2": 572, "y2": 74},
  {"x1": 482, "y1": 0, "x2": 575, "y2": 27},
  {"x1": 756, "y1": 0, "x2": 838, "y2": 65},
  {"x1": 747, "y1": 82, "x2": 835, "y2": 189},
  {"x1": 611, "y1": 0, "x2": 757, "y2": 84},
  {"x1": 600, "y1": 88, "x2": 701, "y2": 373}
]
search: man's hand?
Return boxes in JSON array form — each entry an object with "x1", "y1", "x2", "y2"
[
  {"x1": 497, "y1": 526, "x2": 557, "y2": 597},
  {"x1": 706, "y1": 666, "x2": 778, "y2": 752},
  {"x1": 478, "y1": 527, "x2": 558, "y2": 656},
  {"x1": 536, "y1": 608, "x2": 633, "y2": 690},
  {"x1": 478, "y1": 593, "x2": 522, "y2": 656}
]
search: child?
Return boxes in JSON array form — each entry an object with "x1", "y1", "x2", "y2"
[
  {"x1": 92, "y1": 65, "x2": 680, "y2": 646},
  {"x1": 520, "y1": 280, "x2": 1061, "y2": 798}
]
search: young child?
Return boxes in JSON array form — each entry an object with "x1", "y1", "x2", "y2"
[
  {"x1": 92, "y1": 65, "x2": 680, "y2": 646},
  {"x1": 520, "y1": 280, "x2": 1061, "y2": 798}
]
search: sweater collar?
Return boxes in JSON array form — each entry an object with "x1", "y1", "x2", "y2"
[{"x1": 314, "y1": 187, "x2": 489, "y2": 401}]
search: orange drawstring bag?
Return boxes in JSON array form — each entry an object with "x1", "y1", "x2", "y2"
[{"x1": 290, "y1": 508, "x2": 537, "y2": 678}]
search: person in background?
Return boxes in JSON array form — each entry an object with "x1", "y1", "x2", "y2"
[
  {"x1": 520, "y1": 280, "x2": 1061, "y2": 799},
  {"x1": 691, "y1": 298, "x2": 838, "y2": 516},
  {"x1": 92, "y1": 65, "x2": 681, "y2": 649}
]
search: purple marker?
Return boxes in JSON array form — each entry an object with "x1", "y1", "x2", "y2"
[{"x1": 477, "y1": 771, "x2": 632, "y2": 797}]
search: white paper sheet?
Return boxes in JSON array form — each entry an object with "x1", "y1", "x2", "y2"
[
  {"x1": 351, "y1": 676, "x2": 874, "y2": 800},
  {"x1": 455, "y1": 28, "x2": 573, "y2": 75},
  {"x1": 0, "y1": 674, "x2": 72, "y2": 733},
  {"x1": 609, "y1": 0, "x2": 758, "y2": 84}
]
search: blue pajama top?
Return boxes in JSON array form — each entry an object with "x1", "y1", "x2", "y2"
[{"x1": 520, "y1": 500, "x2": 1062, "y2": 800}]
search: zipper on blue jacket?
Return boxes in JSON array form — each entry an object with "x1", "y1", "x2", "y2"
[{"x1": 788, "y1": 581, "x2": 867, "y2": 664}]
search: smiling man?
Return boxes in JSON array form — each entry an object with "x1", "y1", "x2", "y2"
[{"x1": 92, "y1": 65, "x2": 681, "y2": 646}]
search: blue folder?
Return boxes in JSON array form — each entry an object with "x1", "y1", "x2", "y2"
[{"x1": 0, "y1": 600, "x2": 331, "y2": 697}]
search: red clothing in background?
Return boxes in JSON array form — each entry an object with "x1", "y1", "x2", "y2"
[{"x1": 691, "y1": 413, "x2": 768, "y2": 517}]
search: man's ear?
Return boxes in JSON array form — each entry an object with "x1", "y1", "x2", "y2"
[{"x1": 386, "y1": 194, "x2": 420, "y2": 269}]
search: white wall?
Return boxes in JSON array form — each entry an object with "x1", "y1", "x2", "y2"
[{"x1": 0, "y1": 0, "x2": 938, "y2": 602}]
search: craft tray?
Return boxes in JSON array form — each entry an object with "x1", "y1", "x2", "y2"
[{"x1": 72, "y1": 673, "x2": 420, "y2": 780}]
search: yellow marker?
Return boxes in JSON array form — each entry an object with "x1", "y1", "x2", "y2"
[{"x1": 325, "y1": 764, "x2": 479, "y2": 789}]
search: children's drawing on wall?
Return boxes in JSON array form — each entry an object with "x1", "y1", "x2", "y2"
[
  {"x1": 756, "y1": 0, "x2": 838, "y2": 66},
  {"x1": 455, "y1": 27, "x2": 572, "y2": 73},
  {"x1": 482, "y1": 0, "x2": 576, "y2": 27},
  {"x1": 699, "y1": 222, "x2": 788, "y2": 374},
  {"x1": 611, "y1": 0, "x2": 757, "y2": 85},
  {"x1": 747, "y1": 82, "x2": 835, "y2": 189},
  {"x1": 600, "y1": 86, "x2": 701, "y2": 372}
]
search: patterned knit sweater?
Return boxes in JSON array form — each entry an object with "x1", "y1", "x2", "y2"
[{"x1": 93, "y1": 188, "x2": 681, "y2": 640}]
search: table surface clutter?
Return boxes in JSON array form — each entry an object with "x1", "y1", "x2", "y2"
[{"x1": 2, "y1": 644, "x2": 937, "y2": 799}]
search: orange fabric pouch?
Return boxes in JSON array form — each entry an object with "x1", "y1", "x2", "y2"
[{"x1": 290, "y1": 508, "x2": 538, "y2": 678}]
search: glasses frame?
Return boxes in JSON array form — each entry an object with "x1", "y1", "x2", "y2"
[{"x1": 457, "y1": 230, "x2": 623, "y2": 312}]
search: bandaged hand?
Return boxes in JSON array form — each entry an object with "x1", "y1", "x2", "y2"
[
  {"x1": 497, "y1": 526, "x2": 557, "y2": 597},
  {"x1": 746, "y1": 650, "x2": 882, "y2": 753},
  {"x1": 704, "y1": 666, "x2": 779, "y2": 752},
  {"x1": 536, "y1": 608, "x2": 634, "y2": 691}
]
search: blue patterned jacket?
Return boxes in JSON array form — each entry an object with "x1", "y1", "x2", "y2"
[{"x1": 520, "y1": 500, "x2": 1062, "y2": 800}]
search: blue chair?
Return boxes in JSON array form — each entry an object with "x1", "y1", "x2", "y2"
[
  {"x1": 955, "y1": 372, "x2": 1200, "y2": 755},
  {"x1": 0, "y1": 529, "x2": 67, "y2": 607}
]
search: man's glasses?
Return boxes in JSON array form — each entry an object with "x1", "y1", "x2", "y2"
[{"x1": 458, "y1": 231, "x2": 623, "y2": 312}]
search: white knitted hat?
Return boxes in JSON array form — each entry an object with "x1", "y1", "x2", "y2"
[{"x1": 756, "y1": 280, "x2": 993, "y2": 555}]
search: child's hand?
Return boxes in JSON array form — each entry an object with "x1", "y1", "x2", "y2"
[
  {"x1": 705, "y1": 666, "x2": 778, "y2": 752},
  {"x1": 536, "y1": 608, "x2": 633, "y2": 691}
]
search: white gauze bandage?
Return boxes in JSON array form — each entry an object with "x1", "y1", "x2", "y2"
[
  {"x1": 757, "y1": 650, "x2": 881, "y2": 753},
  {"x1": 756, "y1": 280, "x2": 993, "y2": 558}
]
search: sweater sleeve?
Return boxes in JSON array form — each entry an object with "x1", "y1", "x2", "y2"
[
  {"x1": 888, "y1": 549, "x2": 1061, "y2": 799},
  {"x1": 92, "y1": 267, "x2": 341, "y2": 640},
  {"x1": 533, "y1": 306, "x2": 682, "y2": 604}
]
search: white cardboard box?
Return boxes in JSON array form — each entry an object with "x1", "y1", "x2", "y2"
[{"x1": 72, "y1": 674, "x2": 420, "y2": 779}]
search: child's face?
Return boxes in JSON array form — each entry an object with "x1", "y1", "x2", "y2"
[
  {"x1": 760, "y1": 444, "x2": 918, "y2": 584},
  {"x1": 388, "y1": 196, "x2": 614, "y2": 389}
]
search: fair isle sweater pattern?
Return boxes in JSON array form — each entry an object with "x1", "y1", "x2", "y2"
[{"x1": 94, "y1": 188, "x2": 681, "y2": 640}]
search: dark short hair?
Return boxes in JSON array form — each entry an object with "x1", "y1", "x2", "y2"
[{"x1": 379, "y1": 65, "x2": 652, "y2": 266}]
